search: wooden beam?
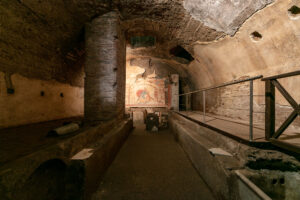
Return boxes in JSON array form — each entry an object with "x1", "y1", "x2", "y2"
[
  {"x1": 270, "y1": 138, "x2": 300, "y2": 154},
  {"x1": 262, "y1": 70, "x2": 300, "y2": 81},
  {"x1": 265, "y1": 80, "x2": 275, "y2": 140},
  {"x1": 272, "y1": 80, "x2": 298, "y2": 109},
  {"x1": 273, "y1": 110, "x2": 298, "y2": 139}
]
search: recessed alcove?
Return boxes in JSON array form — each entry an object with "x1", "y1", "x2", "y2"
[{"x1": 250, "y1": 31, "x2": 263, "y2": 42}]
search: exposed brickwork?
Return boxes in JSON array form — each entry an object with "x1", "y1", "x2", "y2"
[
  {"x1": 85, "y1": 11, "x2": 126, "y2": 123},
  {"x1": 192, "y1": 82, "x2": 300, "y2": 130},
  {"x1": 0, "y1": 0, "x2": 87, "y2": 87}
]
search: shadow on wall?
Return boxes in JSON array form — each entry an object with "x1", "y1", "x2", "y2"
[{"x1": 16, "y1": 159, "x2": 84, "y2": 200}]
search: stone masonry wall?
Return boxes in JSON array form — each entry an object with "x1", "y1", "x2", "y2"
[{"x1": 85, "y1": 11, "x2": 126, "y2": 123}]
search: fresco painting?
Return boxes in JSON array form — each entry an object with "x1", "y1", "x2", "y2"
[
  {"x1": 126, "y1": 78, "x2": 166, "y2": 107},
  {"x1": 125, "y1": 65, "x2": 167, "y2": 107}
]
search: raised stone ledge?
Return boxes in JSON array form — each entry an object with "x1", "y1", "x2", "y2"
[{"x1": 0, "y1": 119, "x2": 133, "y2": 200}]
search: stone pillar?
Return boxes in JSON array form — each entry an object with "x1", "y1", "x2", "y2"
[
  {"x1": 168, "y1": 74, "x2": 179, "y2": 111},
  {"x1": 184, "y1": 85, "x2": 192, "y2": 111},
  {"x1": 85, "y1": 11, "x2": 126, "y2": 123}
]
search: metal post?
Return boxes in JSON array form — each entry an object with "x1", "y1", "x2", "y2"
[
  {"x1": 203, "y1": 91, "x2": 206, "y2": 123},
  {"x1": 249, "y1": 80, "x2": 253, "y2": 141}
]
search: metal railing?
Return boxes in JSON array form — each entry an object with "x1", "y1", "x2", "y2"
[{"x1": 179, "y1": 75, "x2": 263, "y2": 141}]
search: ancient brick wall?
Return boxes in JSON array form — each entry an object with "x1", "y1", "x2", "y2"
[
  {"x1": 0, "y1": 0, "x2": 89, "y2": 87},
  {"x1": 192, "y1": 80, "x2": 300, "y2": 131},
  {"x1": 84, "y1": 11, "x2": 126, "y2": 122}
]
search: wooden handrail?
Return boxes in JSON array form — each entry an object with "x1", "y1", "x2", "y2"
[
  {"x1": 264, "y1": 70, "x2": 300, "y2": 140},
  {"x1": 262, "y1": 70, "x2": 300, "y2": 81}
]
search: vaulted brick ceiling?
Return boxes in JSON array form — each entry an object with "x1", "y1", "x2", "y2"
[{"x1": 0, "y1": 0, "x2": 274, "y2": 86}]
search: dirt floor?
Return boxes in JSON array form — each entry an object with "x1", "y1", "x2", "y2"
[{"x1": 92, "y1": 124, "x2": 215, "y2": 200}]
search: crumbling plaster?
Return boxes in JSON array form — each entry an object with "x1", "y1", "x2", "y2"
[
  {"x1": 183, "y1": 0, "x2": 274, "y2": 35},
  {"x1": 125, "y1": 55, "x2": 184, "y2": 108},
  {"x1": 126, "y1": 45, "x2": 194, "y2": 89},
  {"x1": 190, "y1": 0, "x2": 299, "y2": 90}
]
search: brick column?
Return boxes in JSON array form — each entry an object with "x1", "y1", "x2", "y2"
[
  {"x1": 85, "y1": 11, "x2": 126, "y2": 123},
  {"x1": 170, "y1": 74, "x2": 179, "y2": 111}
]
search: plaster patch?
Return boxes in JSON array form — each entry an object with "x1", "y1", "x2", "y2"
[
  {"x1": 209, "y1": 148, "x2": 233, "y2": 156},
  {"x1": 71, "y1": 148, "x2": 94, "y2": 160},
  {"x1": 183, "y1": 0, "x2": 274, "y2": 35}
]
